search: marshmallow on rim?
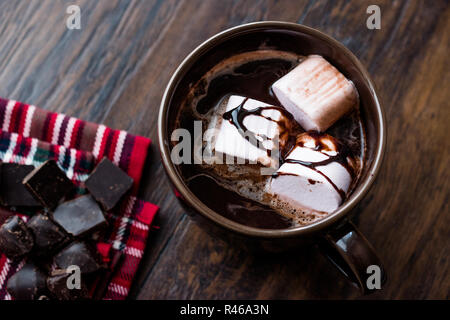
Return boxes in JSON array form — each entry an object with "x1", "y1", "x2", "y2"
[{"x1": 272, "y1": 55, "x2": 359, "y2": 132}]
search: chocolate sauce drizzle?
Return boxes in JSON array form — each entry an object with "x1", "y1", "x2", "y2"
[
  {"x1": 273, "y1": 131, "x2": 355, "y2": 201},
  {"x1": 222, "y1": 99, "x2": 355, "y2": 201},
  {"x1": 222, "y1": 97, "x2": 293, "y2": 151}
]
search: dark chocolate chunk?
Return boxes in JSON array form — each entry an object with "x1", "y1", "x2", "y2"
[
  {"x1": 85, "y1": 158, "x2": 133, "y2": 211},
  {"x1": 0, "y1": 163, "x2": 41, "y2": 207},
  {"x1": 27, "y1": 213, "x2": 68, "y2": 256},
  {"x1": 0, "y1": 207, "x2": 14, "y2": 225},
  {"x1": 32, "y1": 256, "x2": 56, "y2": 275},
  {"x1": 6, "y1": 263, "x2": 47, "y2": 300},
  {"x1": 54, "y1": 241, "x2": 102, "y2": 274},
  {"x1": 52, "y1": 195, "x2": 107, "y2": 238},
  {"x1": 23, "y1": 160, "x2": 75, "y2": 209},
  {"x1": 47, "y1": 269, "x2": 89, "y2": 300},
  {"x1": 0, "y1": 215, "x2": 34, "y2": 260}
]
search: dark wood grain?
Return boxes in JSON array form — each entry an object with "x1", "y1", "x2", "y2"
[{"x1": 0, "y1": 0, "x2": 448, "y2": 300}]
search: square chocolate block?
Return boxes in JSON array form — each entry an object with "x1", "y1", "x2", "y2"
[
  {"x1": 0, "y1": 215, "x2": 34, "y2": 260},
  {"x1": 85, "y1": 158, "x2": 133, "y2": 211},
  {"x1": 52, "y1": 195, "x2": 107, "y2": 238},
  {"x1": 47, "y1": 269, "x2": 89, "y2": 300},
  {"x1": 54, "y1": 241, "x2": 102, "y2": 274},
  {"x1": 7, "y1": 263, "x2": 47, "y2": 300},
  {"x1": 0, "y1": 207, "x2": 14, "y2": 225},
  {"x1": 0, "y1": 163, "x2": 41, "y2": 207},
  {"x1": 23, "y1": 160, "x2": 75, "y2": 209},
  {"x1": 27, "y1": 213, "x2": 68, "y2": 256}
]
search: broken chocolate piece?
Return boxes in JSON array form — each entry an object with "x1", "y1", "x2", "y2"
[
  {"x1": 0, "y1": 163, "x2": 41, "y2": 207},
  {"x1": 0, "y1": 215, "x2": 34, "y2": 260},
  {"x1": 85, "y1": 158, "x2": 133, "y2": 211},
  {"x1": 52, "y1": 195, "x2": 107, "y2": 238},
  {"x1": 0, "y1": 207, "x2": 14, "y2": 225},
  {"x1": 23, "y1": 160, "x2": 75, "y2": 209},
  {"x1": 47, "y1": 269, "x2": 89, "y2": 300},
  {"x1": 54, "y1": 241, "x2": 102, "y2": 274},
  {"x1": 6, "y1": 263, "x2": 47, "y2": 300},
  {"x1": 27, "y1": 213, "x2": 68, "y2": 256}
]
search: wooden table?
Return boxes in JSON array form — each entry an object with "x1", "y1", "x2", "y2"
[{"x1": 0, "y1": 0, "x2": 448, "y2": 300}]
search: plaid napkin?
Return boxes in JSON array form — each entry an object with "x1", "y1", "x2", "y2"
[{"x1": 0, "y1": 97, "x2": 159, "y2": 300}]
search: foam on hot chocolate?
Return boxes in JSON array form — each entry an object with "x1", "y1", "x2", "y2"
[
  {"x1": 175, "y1": 50, "x2": 304, "y2": 122},
  {"x1": 200, "y1": 124, "x2": 358, "y2": 225}
]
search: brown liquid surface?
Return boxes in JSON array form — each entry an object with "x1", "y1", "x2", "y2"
[{"x1": 173, "y1": 50, "x2": 366, "y2": 229}]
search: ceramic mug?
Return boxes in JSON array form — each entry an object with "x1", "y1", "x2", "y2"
[{"x1": 158, "y1": 22, "x2": 387, "y2": 294}]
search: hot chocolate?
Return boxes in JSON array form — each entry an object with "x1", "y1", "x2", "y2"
[{"x1": 173, "y1": 49, "x2": 365, "y2": 229}]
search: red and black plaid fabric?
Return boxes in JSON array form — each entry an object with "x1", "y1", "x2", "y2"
[{"x1": 0, "y1": 97, "x2": 159, "y2": 300}]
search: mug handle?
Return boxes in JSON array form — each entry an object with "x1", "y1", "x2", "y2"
[{"x1": 318, "y1": 221, "x2": 387, "y2": 294}]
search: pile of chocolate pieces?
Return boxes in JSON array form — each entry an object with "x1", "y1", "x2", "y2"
[{"x1": 0, "y1": 158, "x2": 133, "y2": 300}]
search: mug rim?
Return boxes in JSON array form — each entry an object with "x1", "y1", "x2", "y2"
[{"x1": 158, "y1": 21, "x2": 386, "y2": 238}]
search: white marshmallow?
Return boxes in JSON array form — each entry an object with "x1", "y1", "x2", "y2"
[
  {"x1": 272, "y1": 55, "x2": 358, "y2": 132},
  {"x1": 211, "y1": 95, "x2": 286, "y2": 167},
  {"x1": 270, "y1": 133, "x2": 353, "y2": 213}
]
